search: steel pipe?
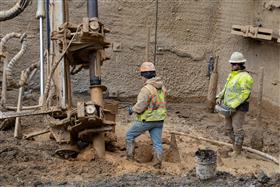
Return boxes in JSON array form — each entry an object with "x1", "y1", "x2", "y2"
[
  {"x1": 39, "y1": 17, "x2": 44, "y2": 96},
  {"x1": 90, "y1": 86, "x2": 103, "y2": 107},
  {"x1": 36, "y1": 0, "x2": 46, "y2": 19},
  {"x1": 87, "y1": 0, "x2": 98, "y2": 18},
  {"x1": 36, "y1": 0, "x2": 46, "y2": 97},
  {"x1": 49, "y1": 0, "x2": 66, "y2": 108},
  {"x1": 89, "y1": 52, "x2": 101, "y2": 86}
]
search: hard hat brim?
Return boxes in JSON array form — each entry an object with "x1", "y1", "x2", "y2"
[{"x1": 229, "y1": 59, "x2": 246, "y2": 63}]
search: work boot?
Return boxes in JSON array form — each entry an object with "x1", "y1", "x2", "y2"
[
  {"x1": 126, "y1": 140, "x2": 135, "y2": 161},
  {"x1": 231, "y1": 144, "x2": 242, "y2": 158},
  {"x1": 153, "y1": 152, "x2": 163, "y2": 169},
  {"x1": 224, "y1": 129, "x2": 235, "y2": 143},
  {"x1": 231, "y1": 134, "x2": 244, "y2": 158}
]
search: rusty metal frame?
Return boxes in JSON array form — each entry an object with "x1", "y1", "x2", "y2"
[{"x1": 0, "y1": 0, "x2": 117, "y2": 159}]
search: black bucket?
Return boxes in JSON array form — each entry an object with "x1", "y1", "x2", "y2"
[{"x1": 195, "y1": 149, "x2": 217, "y2": 180}]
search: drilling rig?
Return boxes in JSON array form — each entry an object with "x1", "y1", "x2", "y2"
[{"x1": 0, "y1": 0, "x2": 117, "y2": 158}]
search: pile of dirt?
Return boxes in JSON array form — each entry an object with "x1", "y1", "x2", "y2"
[{"x1": 0, "y1": 131, "x2": 117, "y2": 186}]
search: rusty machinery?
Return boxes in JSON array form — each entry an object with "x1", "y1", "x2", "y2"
[{"x1": 0, "y1": 0, "x2": 118, "y2": 158}]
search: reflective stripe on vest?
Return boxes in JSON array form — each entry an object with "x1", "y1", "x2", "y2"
[{"x1": 137, "y1": 84, "x2": 167, "y2": 122}]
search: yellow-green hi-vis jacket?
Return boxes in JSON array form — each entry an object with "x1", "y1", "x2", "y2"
[
  {"x1": 217, "y1": 70, "x2": 253, "y2": 109},
  {"x1": 132, "y1": 77, "x2": 167, "y2": 122}
]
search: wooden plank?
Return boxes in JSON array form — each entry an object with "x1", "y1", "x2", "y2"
[
  {"x1": 250, "y1": 67, "x2": 264, "y2": 150},
  {"x1": 23, "y1": 129, "x2": 50, "y2": 139},
  {"x1": 14, "y1": 87, "x2": 23, "y2": 138},
  {"x1": 0, "y1": 108, "x2": 61, "y2": 119},
  {"x1": 207, "y1": 56, "x2": 219, "y2": 112}
]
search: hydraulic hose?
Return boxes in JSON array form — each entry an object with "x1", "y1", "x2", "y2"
[
  {"x1": 19, "y1": 63, "x2": 38, "y2": 87},
  {"x1": 0, "y1": 33, "x2": 22, "y2": 54},
  {"x1": 0, "y1": 0, "x2": 30, "y2": 22},
  {"x1": 6, "y1": 33, "x2": 28, "y2": 88}
]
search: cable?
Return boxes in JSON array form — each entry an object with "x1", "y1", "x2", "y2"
[{"x1": 154, "y1": 0, "x2": 159, "y2": 65}]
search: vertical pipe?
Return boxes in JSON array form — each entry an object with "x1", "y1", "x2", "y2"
[
  {"x1": 64, "y1": 0, "x2": 69, "y2": 22},
  {"x1": 36, "y1": 0, "x2": 46, "y2": 101},
  {"x1": 87, "y1": 0, "x2": 98, "y2": 18},
  {"x1": 255, "y1": 67, "x2": 264, "y2": 148},
  {"x1": 39, "y1": 17, "x2": 44, "y2": 97},
  {"x1": 58, "y1": 0, "x2": 66, "y2": 108},
  {"x1": 90, "y1": 87, "x2": 103, "y2": 107},
  {"x1": 87, "y1": 0, "x2": 105, "y2": 158},
  {"x1": 250, "y1": 67, "x2": 264, "y2": 150},
  {"x1": 14, "y1": 86, "x2": 23, "y2": 138},
  {"x1": 154, "y1": 0, "x2": 159, "y2": 64},
  {"x1": 50, "y1": 0, "x2": 66, "y2": 108},
  {"x1": 145, "y1": 27, "x2": 150, "y2": 62},
  {"x1": 207, "y1": 56, "x2": 219, "y2": 112},
  {"x1": 46, "y1": 0, "x2": 50, "y2": 51},
  {"x1": 89, "y1": 53, "x2": 101, "y2": 86},
  {"x1": 1, "y1": 60, "x2": 7, "y2": 106},
  {"x1": 93, "y1": 133, "x2": 105, "y2": 158},
  {"x1": 89, "y1": 51, "x2": 103, "y2": 106},
  {"x1": 256, "y1": 67, "x2": 264, "y2": 125},
  {"x1": 63, "y1": 0, "x2": 71, "y2": 109}
]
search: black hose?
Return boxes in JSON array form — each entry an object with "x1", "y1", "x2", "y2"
[{"x1": 46, "y1": 0, "x2": 50, "y2": 51}]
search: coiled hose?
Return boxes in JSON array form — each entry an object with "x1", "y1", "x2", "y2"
[
  {"x1": 0, "y1": 32, "x2": 24, "y2": 89},
  {"x1": 0, "y1": 32, "x2": 22, "y2": 53},
  {"x1": 19, "y1": 63, "x2": 38, "y2": 87},
  {"x1": 5, "y1": 33, "x2": 28, "y2": 88},
  {"x1": 0, "y1": 0, "x2": 30, "y2": 22}
]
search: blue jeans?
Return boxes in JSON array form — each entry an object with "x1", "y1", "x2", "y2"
[{"x1": 126, "y1": 120, "x2": 163, "y2": 154}]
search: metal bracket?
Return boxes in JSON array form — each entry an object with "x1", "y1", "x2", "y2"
[{"x1": 231, "y1": 25, "x2": 273, "y2": 41}]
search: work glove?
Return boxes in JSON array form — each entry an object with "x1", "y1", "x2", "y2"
[
  {"x1": 215, "y1": 104, "x2": 235, "y2": 117},
  {"x1": 128, "y1": 106, "x2": 134, "y2": 115},
  {"x1": 216, "y1": 98, "x2": 222, "y2": 105},
  {"x1": 228, "y1": 107, "x2": 236, "y2": 115}
]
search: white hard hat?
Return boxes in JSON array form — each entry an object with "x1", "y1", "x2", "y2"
[{"x1": 229, "y1": 52, "x2": 246, "y2": 63}]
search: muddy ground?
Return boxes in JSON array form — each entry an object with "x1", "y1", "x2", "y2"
[{"x1": 0, "y1": 100, "x2": 279, "y2": 186}]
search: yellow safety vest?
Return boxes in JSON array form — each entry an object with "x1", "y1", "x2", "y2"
[
  {"x1": 137, "y1": 84, "x2": 167, "y2": 122},
  {"x1": 217, "y1": 70, "x2": 253, "y2": 109}
]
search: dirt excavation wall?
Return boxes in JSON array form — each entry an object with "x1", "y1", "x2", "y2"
[{"x1": 0, "y1": 0, "x2": 279, "y2": 109}]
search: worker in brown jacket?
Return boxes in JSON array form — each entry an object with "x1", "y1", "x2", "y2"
[{"x1": 126, "y1": 62, "x2": 167, "y2": 169}]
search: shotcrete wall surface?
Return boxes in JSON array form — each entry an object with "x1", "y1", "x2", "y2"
[{"x1": 0, "y1": 0, "x2": 279, "y2": 108}]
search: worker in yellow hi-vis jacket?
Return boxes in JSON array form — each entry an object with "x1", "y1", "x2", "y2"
[{"x1": 216, "y1": 52, "x2": 253, "y2": 157}]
